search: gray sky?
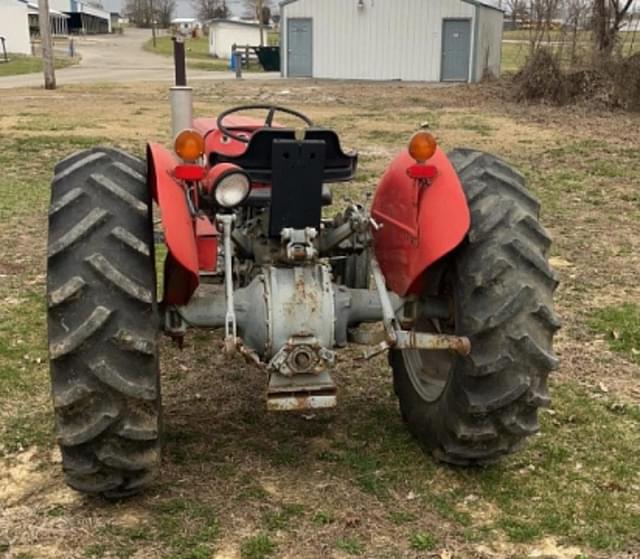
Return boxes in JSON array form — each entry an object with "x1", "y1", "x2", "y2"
[
  {"x1": 109, "y1": 0, "x2": 508, "y2": 20},
  {"x1": 101, "y1": 0, "x2": 250, "y2": 18}
]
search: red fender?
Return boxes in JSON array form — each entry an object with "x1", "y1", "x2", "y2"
[
  {"x1": 147, "y1": 143, "x2": 200, "y2": 305},
  {"x1": 371, "y1": 147, "x2": 470, "y2": 296}
]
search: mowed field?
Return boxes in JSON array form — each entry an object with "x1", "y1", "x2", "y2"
[{"x1": 0, "y1": 80, "x2": 639, "y2": 559}]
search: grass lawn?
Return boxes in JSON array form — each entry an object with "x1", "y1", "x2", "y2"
[
  {"x1": 0, "y1": 54, "x2": 76, "y2": 77},
  {"x1": 501, "y1": 30, "x2": 640, "y2": 73},
  {"x1": 143, "y1": 35, "x2": 265, "y2": 72},
  {"x1": 0, "y1": 80, "x2": 639, "y2": 558},
  {"x1": 143, "y1": 35, "x2": 229, "y2": 71}
]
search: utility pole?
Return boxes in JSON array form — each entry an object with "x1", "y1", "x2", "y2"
[
  {"x1": 150, "y1": 0, "x2": 157, "y2": 47},
  {"x1": 38, "y1": 0, "x2": 56, "y2": 89},
  {"x1": 257, "y1": 0, "x2": 264, "y2": 46}
]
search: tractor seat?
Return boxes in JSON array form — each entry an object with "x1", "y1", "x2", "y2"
[
  {"x1": 209, "y1": 127, "x2": 358, "y2": 184},
  {"x1": 246, "y1": 183, "x2": 333, "y2": 207}
]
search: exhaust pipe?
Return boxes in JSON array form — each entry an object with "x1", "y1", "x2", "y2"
[{"x1": 170, "y1": 35, "x2": 193, "y2": 138}]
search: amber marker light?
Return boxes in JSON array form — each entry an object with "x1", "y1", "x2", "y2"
[
  {"x1": 174, "y1": 129, "x2": 205, "y2": 162},
  {"x1": 408, "y1": 131, "x2": 438, "y2": 163}
]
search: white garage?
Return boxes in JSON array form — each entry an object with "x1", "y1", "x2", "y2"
[
  {"x1": 208, "y1": 19, "x2": 263, "y2": 59},
  {"x1": 280, "y1": 0, "x2": 503, "y2": 82},
  {"x1": 0, "y1": 0, "x2": 31, "y2": 55}
]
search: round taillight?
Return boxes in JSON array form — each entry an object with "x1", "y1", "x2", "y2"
[
  {"x1": 174, "y1": 129, "x2": 205, "y2": 162},
  {"x1": 408, "y1": 131, "x2": 438, "y2": 163}
]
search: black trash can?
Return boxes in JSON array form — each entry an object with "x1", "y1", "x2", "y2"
[{"x1": 253, "y1": 46, "x2": 281, "y2": 72}]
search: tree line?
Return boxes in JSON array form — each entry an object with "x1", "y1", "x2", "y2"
[
  {"x1": 124, "y1": 0, "x2": 274, "y2": 28},
  {"x1": 504, "y1": 0, "x2": 637, "y2": 58}
]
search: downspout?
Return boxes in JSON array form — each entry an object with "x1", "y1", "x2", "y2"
[
  {"x1": 471, "y1": 5, "x2": 479, "y2": 82},
  {"x1": 280, "y1": 10, "x2": 285, "y2": 77}
]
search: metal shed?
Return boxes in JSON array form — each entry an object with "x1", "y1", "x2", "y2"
[
  {"x1": 0, "y1": 0, "x2": 31, "y2": 55},
  {"x1": 280, "y1": 0, "x2": 503, "y2": 82},
  {"x1": 49, "y1": 0, "x2": 111, "y2": 34},
  {"x1": 208, "y1": 19, "x2": 263, "y2": 59}
]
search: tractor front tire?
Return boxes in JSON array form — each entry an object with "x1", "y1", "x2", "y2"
[
  {"x1": 390, "y1": 149, "x2": 560, "y2": 465},
  {"x1": 47, "y1": 147, "x2": 161, "y2": 497}
]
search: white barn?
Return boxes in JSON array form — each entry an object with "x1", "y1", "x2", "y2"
[
  {"x1": 280, "y1": 0, "x2": 503, "y2": 82},
  {"x1": 208, "y1": 19, "x2": 263, "y2": 59},
  {"x1": 0, "y1": 0, "x2": 31, "y2": 55}
]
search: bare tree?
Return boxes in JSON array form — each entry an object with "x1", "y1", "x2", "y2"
[
  {"x1": 528, "y1": 0, "x2": 562, "y2": 51},
  {"x1": 564, "y1": 0, "x2": 591, "y2": 62},
  {"x1": 592, "y1": 0, "x2": 634, "y2": 58},
  {"x1": 243, "y1": 0, "x2": 272, "y2": 23},
  {"x1": 191, "y1": 0, "x2": 229, "y2": 22},
  {"x1": 155, "y1": 0, "x2": 175, "y2": 27},
  {"x1": 505, "y1": 0, "x2": 529, "y2": 25},
  {"x1": 125, "y1": 0, "x2": 153, "y2": 27}
]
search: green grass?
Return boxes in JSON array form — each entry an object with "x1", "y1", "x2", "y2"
[
  {"x1": 409, "y1": 532, "x2": 438, "y2": 551},
  {"x1": 503, "y1": 28, "x2": 640, "y2": 43},
  {"x1": 500, "y1": 31, "x2": 640, "y2": 74},
  {"x1": 143, "y1": 36, "x2": 229, "y2": 72},
  {"x1": 527, "y1": 138, "x2": 640, "y2": 217},
  {"x1": 80, "y1": 499, "x2": 220, "y2": 558},
  {"x1": 315, "y1": 383, "x2": 640, "y2": 552},
  {"x1": 240, "y1": 534, "x2": 277, "y2": 559},
  {"x1": 143, "y1": 36, "x2": 268, "y2": 72},
  {"x1": 262, "y1": 503, "x2": 305, "y2": 531},
  {"x1": 152, "y1": 499, "x2": 220, "y2": 558},
  {"x1": 267, "y1": 31, "x2": 279, "y2": 46},
  {"x1": 0, "y1": 135, "x2": 109, "y2": 220},
  {"x1": 452, "y1": 116, "x2": 495, "y2": 137},
  {"x1": 0, "y1": 54, "x2": 75, "y2": 77},
  {"x1": 590, "y1": 304, "x2": 640, "y2": 364},
  {"x1": 336, "y1": 538, "x2": 364, "y2": 556},
  {"x1": 0, "y1": 285, "x2": 50, "y2": 455},
  {"x1": 501, "y1": 41, "x2": 530, "y2": 73},
  {"x1": 312, "y1": 510, "x2": 334, "y2": 525}
]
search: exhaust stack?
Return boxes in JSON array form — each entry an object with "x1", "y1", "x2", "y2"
[{"x1": 170, "y1": 36, "x2": 193, "y2": 138}]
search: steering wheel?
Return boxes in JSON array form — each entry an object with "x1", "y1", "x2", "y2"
[{"x1": 216, "y1": 104, "x2": 314, "y2": 143}]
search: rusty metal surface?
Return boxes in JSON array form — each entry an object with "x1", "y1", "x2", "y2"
[
  {"x1": 395, "y1": 330, "x2": 471, "y2": 355},
  {"x1": 267, "y1": 370, "x2": 337, "y2": 411},
  {"x1": 267, "y1": 335, "x2": 335, "y2": 376},
  {"x1": 267, "y1": 393, "x2": 337, "y2": 411}
]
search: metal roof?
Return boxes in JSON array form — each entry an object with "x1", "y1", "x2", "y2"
[
  {"x1": 280, "y1": 0, "x2": 504, "y2": 13},
  {"x1": 208, "y1": 18, "x2": 266, "y2": 28},
  {"x1": 25, "y1": 1, "x2": 69, "y2": 16}
]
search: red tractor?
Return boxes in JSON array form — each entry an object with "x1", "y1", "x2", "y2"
[{"x1": 46, "y1": 49, "x2": 558, "y2": 498}]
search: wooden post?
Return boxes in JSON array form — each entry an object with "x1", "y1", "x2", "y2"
[
  {"x1": 38, "y1": 0, "x2": 56, "y2": 89},
  {"x1": 150, "y1": 0, "x2": 157, "y2": 47}
]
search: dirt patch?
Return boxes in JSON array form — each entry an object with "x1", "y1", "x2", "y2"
[{"x1": 476, "y1": 536, "x2": 584, "y2": 559}]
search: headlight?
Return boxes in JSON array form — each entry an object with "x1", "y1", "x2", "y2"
[{"x1": 214, "y1": 170, "x2": 251, "y2": 208}]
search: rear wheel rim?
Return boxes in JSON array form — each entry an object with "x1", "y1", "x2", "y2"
[{"x1": 402, "y1": 272, "x2": 457, "y2": 403}]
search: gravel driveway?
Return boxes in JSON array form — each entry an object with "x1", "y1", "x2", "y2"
[{"x1": 0, "y1": 28, "x2": 279, "y2": 89}]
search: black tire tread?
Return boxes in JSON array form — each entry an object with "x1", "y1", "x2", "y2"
[
  {"x1": 391, "y1": 148, "x2": 559, "y2": 465},
  {"x1": 47, "y1": 146, "x2": 160, "y2": 497}
]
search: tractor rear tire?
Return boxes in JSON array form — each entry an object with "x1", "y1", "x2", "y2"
[
  {"x1": 47, "y1": 147, "x2": 161, "y2": 498},
  {"x1": 390, "y1": 149, "x2": 560, "y2": 465}
]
